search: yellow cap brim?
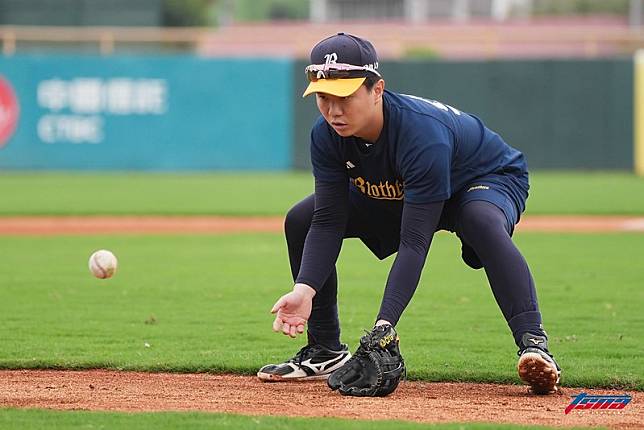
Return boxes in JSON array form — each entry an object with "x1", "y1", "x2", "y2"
[{"x1": 302, "y1": 77, "x2": 366, "y2": 97}]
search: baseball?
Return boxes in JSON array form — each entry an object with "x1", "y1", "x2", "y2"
[{"x1": 88, "y1": 249, "x2": 118, "y2": 279}]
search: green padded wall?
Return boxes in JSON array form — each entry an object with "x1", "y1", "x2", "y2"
[{"x1": 292, "y1": 59, "x2": 633, "y2": 170}]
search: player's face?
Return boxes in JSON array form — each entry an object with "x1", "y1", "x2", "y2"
[{"x1": 315, "y1": 82, "x2": 383, "y2": 141}]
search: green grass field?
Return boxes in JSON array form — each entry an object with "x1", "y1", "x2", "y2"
[
  {"x1": 0, "y1": 409, "x2": 578, "y2": 430},
  {"x1": 0, "y1": 233, "x2": 641, "y2": 390},
  {"x1": 1, "y1": 171, "x2": 642, "y2": 429},
  {"x1": 0, "y1": 171, "x2": 643, "y2": 215}
]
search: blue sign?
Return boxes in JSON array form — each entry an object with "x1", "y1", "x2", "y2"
[{"x1": 0, "y1": 55, "x2": 293, "y2": 170}]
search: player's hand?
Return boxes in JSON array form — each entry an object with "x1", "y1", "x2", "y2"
[{"x1": 270, "y1": 283, "x2": 315, "y2": 338}]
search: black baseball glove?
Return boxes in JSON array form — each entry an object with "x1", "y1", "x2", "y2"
[{"x1": 327, "y1": 324, "x2": 405, "y2": 397}]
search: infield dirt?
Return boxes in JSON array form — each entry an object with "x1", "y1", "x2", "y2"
[
  {"x1": 0, "y1": 215, "x2": 643, "y2": 235},
  {"x1": 1, "y1": 370, "x2": 641, "y2": 429}
]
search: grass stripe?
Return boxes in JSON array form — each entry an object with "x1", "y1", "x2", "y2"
[
  {"x1": 0, "y1": 171, "x2": 643, "y2": 215},
  {"x1": 0, "y1": 409, "x2": 591, "y2": 430}
]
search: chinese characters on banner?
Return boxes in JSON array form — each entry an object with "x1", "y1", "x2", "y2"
[{"x1": 37, "y1": 78, "x2": 168, "y2": 144}]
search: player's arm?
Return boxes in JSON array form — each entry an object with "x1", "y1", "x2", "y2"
[
  {"x1": 295, "y1": 177, "x2": 349, "y2": 290},
  {"x1": 376, "y1": 200, "x2": 443, "y2": 326},
  {"x1": 296, "y1": 122, "x2": 350, "y2": 292},
  {"x1": 377, "y1": 131, "x2": 452, "y2": 326},
  {"x1": 271, "y1": 178, "x2": 348, "y2": 337},
  {"x1": 271, "y1": 123, "x2": 348, "y2": 337}
]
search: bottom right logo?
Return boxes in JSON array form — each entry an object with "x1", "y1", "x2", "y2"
[{"x1": 565, "y1": 392, "x2": 632, "y2": 414}]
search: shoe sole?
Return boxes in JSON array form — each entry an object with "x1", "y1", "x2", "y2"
[
  {"x1": 517, "y1": 352, "x2": 560, "y2": 394},
  {"x1": 256, "y1": 371, "x2": 331, "y2": 382}
]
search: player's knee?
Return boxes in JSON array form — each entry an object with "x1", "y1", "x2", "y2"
[
  {"x1": 284, "y1": 201, "x2": 313, "y2": 238},
  {"x1": 457, "y1": 201, "x2": 507, "y2": 242}
]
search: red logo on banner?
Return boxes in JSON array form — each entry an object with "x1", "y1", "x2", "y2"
[{"x1": 0, "y1": 76, "x2": 20, "y2": 148}]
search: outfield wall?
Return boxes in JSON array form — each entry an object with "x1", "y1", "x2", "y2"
[
  {"x1": 0, "y1": 55, "x2": 293, "y2": 170},
  {"x1": 293, "y1": 59, "x2": 633, "y2": 170},
  {"x1": 0, "y1": 55, "x2": 634, "y2": 171}
]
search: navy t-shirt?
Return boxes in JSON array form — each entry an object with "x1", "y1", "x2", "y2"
[
  {"x1": 311, "y1": 90, "x2": 527, "y2": 203},
  {"x1": 297, "y1": 90, "x2": 528, "y2": 326}
]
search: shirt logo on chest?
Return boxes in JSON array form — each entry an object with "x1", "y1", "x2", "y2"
[
  {"x1": 346, "y1": 161, "x2": 356, "y2": 169},
  {"x1": 351, "y1": 176, "x2": 404, "y2": 200}
]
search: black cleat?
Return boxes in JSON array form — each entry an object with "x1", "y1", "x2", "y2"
[
  {"x1": 257, "y1": 344, "x2": 351, "y2": 382},
  {"x1": 517, "y1": 333, "x2": 561, "y2": 394}
]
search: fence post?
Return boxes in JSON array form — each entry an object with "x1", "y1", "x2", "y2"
[
  {"x1": 2, "y1": 29, "x2": 16, "y2": 56},
  {"x1": 635, "y1": 50, "x2": 644, "y2": 175}
]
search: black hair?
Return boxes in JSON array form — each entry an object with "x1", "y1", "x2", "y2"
[{"x1": 363, "y1": 74, "x2": 382, "y2": 90}]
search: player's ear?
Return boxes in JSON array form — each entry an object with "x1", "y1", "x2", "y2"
[{"x1": 373, "y1": 79, "x2": 385, "y2": 102}]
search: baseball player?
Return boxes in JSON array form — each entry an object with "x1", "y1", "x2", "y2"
[{"x1": 258, "y1": 33, "x2": 561, "y2": 396}]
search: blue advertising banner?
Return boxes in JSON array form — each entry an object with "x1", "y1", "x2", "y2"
[{"x1": 0, "y1": 55, "x2": 293, "y2": 170}]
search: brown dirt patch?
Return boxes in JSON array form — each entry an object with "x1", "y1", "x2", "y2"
[
  {"x1": 517, "y1": 216, "x2": 644, "y2": 233},
  {"x1": 0, "y1": 215, "x2": 643, "y2": 235},
  {"x1": 0, "y1": 216, "x2": 283, "y2": 235},
  {"x1": 0, "y1": 370, "x2": 640, "y2": 429}
]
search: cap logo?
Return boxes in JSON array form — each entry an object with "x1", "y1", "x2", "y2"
[
  {"x1": 317, "y1": 53, "x2": 338, "y2": 79},
  {"x1": 324, "y1": 53, "x2": 338, "y2": 65}
]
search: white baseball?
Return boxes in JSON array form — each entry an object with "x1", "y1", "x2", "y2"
[{"x1": 88, "y1": 250, "x2": 118, "y2": 279}]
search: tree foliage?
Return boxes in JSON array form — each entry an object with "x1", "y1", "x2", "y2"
[
  {"x1": 163, "y1": 0, "x2": 216, "y2": 27},
  {"x1": 533, "y1": 0, "x2": 629, "y2": 16}
]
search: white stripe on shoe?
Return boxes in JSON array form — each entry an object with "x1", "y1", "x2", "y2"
[{"x1": 257, "y1": 350, "x2": 351, "y2": 382}]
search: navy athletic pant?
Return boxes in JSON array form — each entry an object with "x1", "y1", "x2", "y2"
[{"x1": 285, "y1": 181, "x2": 546, "y2": 350}]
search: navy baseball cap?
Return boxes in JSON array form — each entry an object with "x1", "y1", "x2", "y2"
[{"x1": 303, "y1": 32, "x2": 381, "y2": 97}]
